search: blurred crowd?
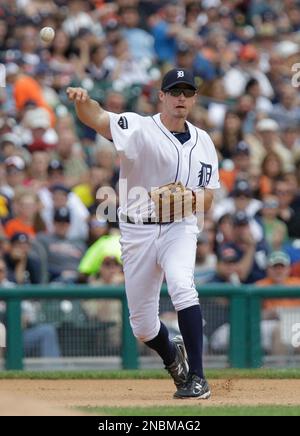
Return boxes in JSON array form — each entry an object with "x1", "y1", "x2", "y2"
[{"x1": 0, "y1": 0, "x2": 300, "y2": 357}]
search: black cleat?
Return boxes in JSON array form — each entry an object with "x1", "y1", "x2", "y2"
[
  {"x1": 165, "y1": 335, "x2": 189, "y2": 389},
  {"x1": 174, "y1": 373, "x2": 211, "y2": 399}
]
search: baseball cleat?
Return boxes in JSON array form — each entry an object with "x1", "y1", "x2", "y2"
[
  {"x1": 174, "y1": 374, "x2": 211, "y2": 399},
  {"x1": 165, "y1": 335, "x2": 189, "y2": 389}
]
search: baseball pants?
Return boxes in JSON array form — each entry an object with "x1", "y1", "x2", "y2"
[{"x1": 119, "y1": 220, "x2": 199, "y2": 342}]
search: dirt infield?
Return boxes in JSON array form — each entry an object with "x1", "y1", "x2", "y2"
[{"x1": 0, "y1": 379, "x2": 299, "y2": 415}]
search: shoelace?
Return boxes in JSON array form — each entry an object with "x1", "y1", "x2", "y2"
[{"x1": 184, "y1": 374, "x2": 203, "y2": 389}]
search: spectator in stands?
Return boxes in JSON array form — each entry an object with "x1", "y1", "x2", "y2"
[
  {"x1": 86, "y1": 209, "x2": 111, "y2": 247},
  {"x1": 104, "y1": 37, "x2": 151, "y2": 89},
  {"x1": 51, "y1": 129, "x2": 89, "y2": 187},
  {"x1": 119, "y1": 6, "x2": 155, "y2": 62},
  {"x1": 210, "y1": 250, "x2": 300, "y2": 356},
  {"x1": 37, "y1": 207, "x2": 86, "y2": 283},
  {"x1": 223, "y1": 44, "x2": 274, "y2": 100},
  {"x1": 0, "y1": 256, "x2": 61, "y2": 358},
  {"x1": 39, "y1": 161, "x2": 90, "y2": 241},
  {"x1": 275, "y1": 178, "x2": 300, "y2": 239},
  {"x1": 86, "y1": 42, "x2": 111, "y2": 83},
  {"x1": 259, "y1": 151, "x2": 284, "y2": 196},
  {"x1": 244, "y1": 77, "x2": 273, "y2": 114},
  {"x1": 25, "y1": 150, "x2": 50, "y2": 191},
  {"x1": 72, "y1": 165, "x2": 114, "y2": 211},
  {"x1": 53, "y1": 184, "x2": 89, "y2": 241},
  {"x1": 150, "y1": 1, "x2": 185, "y2": 65},
  {"x1": 78, "y1": 232, "x2": 121, "y2": 279},
  {"x1": 0, "y1": 258, "x2": 60, "y2": 357},
  {"x1": 79, "y1": 232, "x2": 123, "y2": 350},
  {"x1": 231, "y1": 211, "x2": 268, "y2": 283},
  {"x1": 219, "y1": 141, "x2": 251, "y2": 194},
  {"x1": 281, "y1": 125, "x2": 300, "y2": 160},
  {"x1": 22, "y1": 298, "x2": 61, "y2": 358},
  {"x1": 213, "y1": 211, "x2": 268, "y2": 283},
  {"x1": 257, "y1": 251, "x2": 300, "y2": 307},
  {"x1": 4, "y1": 189, "x2": 45, "y2": 238},
  {"x1": 212, "y1": 243, "x2": 247, "y2": 285},
  {"x1": 247, "y1": 118, "x2": 293, "y2": 173},
  {"x1": 3, "y1": 156, "x2": 27, "y2": 198},
  {"x1": 215, "y1": 213, "x2": 234, "y2": 247},
  {"x1": 5, "y1": 63, "x2": 55, "y2": 126},
  {"x1": 260, "y1": 195, "x2": 289, "y2": 251},
  {"x1": 256, "y1": 251, "x2": 300, "y2": 355},
  {"x1": 48, "y1": 28, "x2": 77, "y2": 89},
  {"x1": 270, "y1": 84, "x2": 300, "y2": 130},
  {"x1": 214, "y1": 110, "x2": 244, "y2": 160},
  {"x1": 4, "y1": 232, "x2": 42, "y2": 284},
  {"x1": 175, "y1": 42, "x2": 216, "y2": 83},
  {"x1": 194, "y1": 231, "x2": 217, "y2": 285},
  {"x1": 0, "y1": 133, "x2": 22, "y2": 162},
  {"x1": 22, "y1": 107, "x2": 57, "y2": 153},
  {"x1": 213, "y1": 179, "x2": 262, "y2": 232},
  {"x1": 202, "y1": 217, "x2": 216, "y2": 254}
]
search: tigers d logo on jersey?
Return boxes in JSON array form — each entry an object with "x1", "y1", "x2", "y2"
[{"x1": 198, "y1": 162, "x2": 212, "y2": 187}]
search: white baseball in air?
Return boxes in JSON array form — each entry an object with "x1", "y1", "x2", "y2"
[{"x1": 40, "y1": 26, "x2": 55, "y2": 43}]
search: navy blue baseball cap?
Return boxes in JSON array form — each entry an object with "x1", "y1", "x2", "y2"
[
  {"x1": 10, "y1": 232, "x2": 30, "y2": 244},
  {"x1": 161, "y1": 68, "x2": 197, "y2": 91},
  {"x1": 218, "y1": 245, "x2": 241, "y2": 263},
  {"x1": 231, "y1": 179, "x2": 252, "y2": 198},
  {"x1": 233, "y1": 141, "x2": 250, "y2": 156},
  {"x1": 48, "y1": 159, "x2": 64, "y2": 173},
  {"x1": 233, "y1": 211, "x2": 249, "y2": 226},
  {"x1": 54, "y1": 207, "x2": 71, "y2": 223},
  {"x1": 50, "y1": 184, "x2": 70, "y2": 195}
]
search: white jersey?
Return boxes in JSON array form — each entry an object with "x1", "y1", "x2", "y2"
[{"x1": 108, "y1": 112, "x2": 220, "y2": 219}]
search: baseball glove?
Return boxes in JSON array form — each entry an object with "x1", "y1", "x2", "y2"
[{"x1": 149, "y1": 182, "x2": 196, "y2": 223}]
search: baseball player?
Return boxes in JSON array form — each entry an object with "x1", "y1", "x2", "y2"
[{"x1": 67, "y1": 68, "x2": 219, "y2": 399}]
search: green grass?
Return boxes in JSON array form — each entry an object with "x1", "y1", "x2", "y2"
[
  {"x1": 1, "y1": 368, "x2": 300, "y2": 380},
  {"x1": 80, "y1": 405, "x2": 300, "y2": 416}
]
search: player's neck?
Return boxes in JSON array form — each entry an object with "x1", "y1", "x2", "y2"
[{"x1": 160, "y1": 114, "x2": 187, "y2": 133}]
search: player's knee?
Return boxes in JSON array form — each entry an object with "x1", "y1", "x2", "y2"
[
  {"x1": 130, "y1": 318, "x2": 160, "y2": 342},
  {"x1": 170, "y1": 287, "x2": 199, "y2": 312}
]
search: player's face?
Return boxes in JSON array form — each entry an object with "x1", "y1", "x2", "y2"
[{"x1": 159, "y1": 85, "x2": 197, "y2": 119}]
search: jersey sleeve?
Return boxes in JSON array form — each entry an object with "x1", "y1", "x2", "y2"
[
  {"x1": 108, "y1": 112, "x2": 142, "y2": 160},
  {"x1": 203, "y1": 132, "x2": 220, "y2": 190}
]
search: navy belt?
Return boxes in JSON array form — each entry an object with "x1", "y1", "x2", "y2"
[{"x1": 120, "y1": 215, "x2": 171, "y2": 225}]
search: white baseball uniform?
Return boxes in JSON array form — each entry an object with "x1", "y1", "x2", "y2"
[{"x1": 108, "y1": 111, "x2": 220, "y2": 342}]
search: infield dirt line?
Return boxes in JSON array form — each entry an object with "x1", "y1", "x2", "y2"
[{"x1": 1, "y1": 379, "x2": 300, "y2": 414}]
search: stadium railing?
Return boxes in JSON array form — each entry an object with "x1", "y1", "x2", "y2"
[{"x1": 0, "y1": 284, "x2": 299, "y2": 370}]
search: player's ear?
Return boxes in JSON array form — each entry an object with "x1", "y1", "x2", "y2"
[{"x1": 158, "y1": 90, "x2": 165, "y2": 101}]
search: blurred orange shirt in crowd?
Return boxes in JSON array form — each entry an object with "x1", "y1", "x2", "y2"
[
  {"x1": 256, "y1": 277, "x2": 300, "y2": 310},
  {"x1": 259, "y1": 175, "x2": 273, "y2": 196},
  {"x1": 13, "y1": 75, "x2": 55, "y2": 126},
  {"x1": 291, "y1": 262, "x2": 300, "y2": 277},
  {"x1": 4, "y1": 218, "x2": 36, "y2": 239},
  {"x1": 219, "y1": 168, "x2": 237, "y2": 192}
]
